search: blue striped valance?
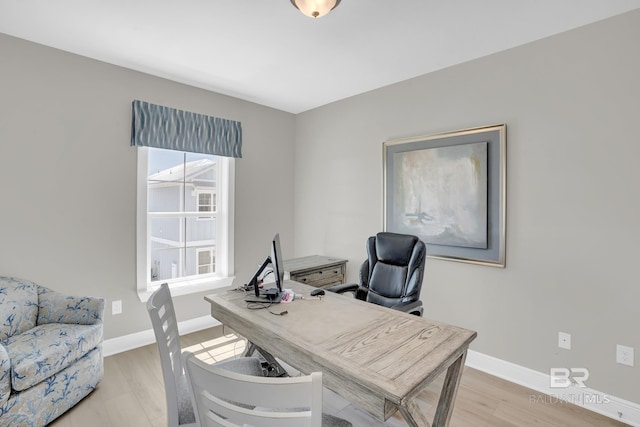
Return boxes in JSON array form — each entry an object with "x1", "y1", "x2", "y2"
[{"x1": 131, "y1": 100, "x2": 242, "y2": 158}]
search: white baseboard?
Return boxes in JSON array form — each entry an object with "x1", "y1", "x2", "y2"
[
  {"x1": 466, "y1": 350, "x2": 640, "y2": 426},
  {"x1": 102, "y1": 315, "x2": 221, "y2": 357}
]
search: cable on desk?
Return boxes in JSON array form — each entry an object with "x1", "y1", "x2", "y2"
[{"x1": 246, "y1": 301, "x2": 288, "y2": 316}]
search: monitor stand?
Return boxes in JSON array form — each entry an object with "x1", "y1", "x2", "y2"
[
  {"x1": 244, "y1": 254, "x2": 283, "y2": 304},
  {"x1": 244, "y1": 288, "x2": 284, "y2": 304}
]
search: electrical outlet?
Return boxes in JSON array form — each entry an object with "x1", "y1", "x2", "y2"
[
  {"x1": 558, "y1": 332, "x2": 571, "y2": 350},
  {"x1": 616, "y1": 345, "x2": 634, "y2": 367},
  {"x1": 112, "y1": 300, "x2": 122, "y2": 315}
]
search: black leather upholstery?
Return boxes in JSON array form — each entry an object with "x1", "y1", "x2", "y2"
[{"x1": 328, "y1": 232, "x2": 426, "y2": 316}]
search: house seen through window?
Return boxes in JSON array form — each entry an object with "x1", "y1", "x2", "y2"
[
  {"x1": 197, "y1": 190, "x2": 216, "y2": 219},
  {"x1": 137, "y1": 146, "x2": 233, "y2": 299}
]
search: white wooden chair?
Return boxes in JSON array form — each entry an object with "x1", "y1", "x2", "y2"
[
  {"x1": 147, "y1": 283, "x2": 263, "y2": 427},
  {"x1": 183, "y1": 351, "x2": 352, "y2": 427}
]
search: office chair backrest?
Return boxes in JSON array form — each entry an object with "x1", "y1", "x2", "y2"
[
  {"x1": 363, "y1": 232, "x2": 426, "y2": 308},
  {"x1": 147, "y1": 283, "x2": 196, "y2": 427},
  {"x1": 183, "y1": 351, "x2": 324, "y2": 427}
]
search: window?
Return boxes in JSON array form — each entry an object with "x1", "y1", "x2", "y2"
[
  {"x1": 197, "y1": 190, "x2": 215, "y2": 220},
  {"x1": 197, "y1": 248, "x2": 215, "y2": 274},
  {"x1": 137, "y1": 147, "x2": 235, "y2": 300}
]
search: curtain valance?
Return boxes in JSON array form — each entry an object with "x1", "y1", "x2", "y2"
[{"x1": 131, "y1": 100, "x2": 242, "y2": 158}]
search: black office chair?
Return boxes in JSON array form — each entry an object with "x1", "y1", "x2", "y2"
[{"x1": 328, "y1": 232, "x2": 426, "y2": 316}]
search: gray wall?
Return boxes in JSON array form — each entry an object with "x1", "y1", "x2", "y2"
[
  {"x1": 0, "y1": 34, "x2": 296, "y2": 340},
  {"x1": 294, "y1": 10, "x2": 640, "y2": 403}
]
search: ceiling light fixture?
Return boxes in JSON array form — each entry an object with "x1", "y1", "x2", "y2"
[{"x1": 290, "y1": 0, "x2": 341, "y2": 18}]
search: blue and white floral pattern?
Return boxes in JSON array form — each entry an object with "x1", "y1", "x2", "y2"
[
  {"x1": 4, "y1": 323, "x2": 103, "y2": 391},
  {"x1": 0, "y1": 347, "x2": 103, "y2": 427},
  {"x1": 0, "y1": 277, "x2": 39, "y2": 342},
  {"x1": 0, "y1": 276, "x2": 105, "y2": 426},
  {"x1": 0, "y1": 345, "x2": 10, "y2": 406},
  {"x1": 37, "y1": 286, "x2": 104, "y2": 326}
]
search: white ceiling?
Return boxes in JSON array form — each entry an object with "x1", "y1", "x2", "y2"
[{"x1": 1, "y1": 0, "x2": 639, "y2": 113}]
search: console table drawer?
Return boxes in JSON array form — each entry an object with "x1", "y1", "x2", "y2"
[
  {"x1": 284, "y1": 255, "x2": 348, "y2": 289},
  {"x1": 293, "y1": 267, "x2": 343, "y2": 287}
]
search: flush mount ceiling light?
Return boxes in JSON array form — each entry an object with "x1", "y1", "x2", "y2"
[{"x1": 290, "y1": 0, "x2": 341, "y2": 18}]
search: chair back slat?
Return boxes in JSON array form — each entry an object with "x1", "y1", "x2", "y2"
[{"x1": 183, "y1": 351, "x2": 323, "y2": 427}]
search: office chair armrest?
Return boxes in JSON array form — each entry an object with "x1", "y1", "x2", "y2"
[
  {"x1": 391, "y1": 300, "x2": 424, "y2": 316},
  {"x1": 326, "y1": 283, "x2": 359, "y2": 294}
]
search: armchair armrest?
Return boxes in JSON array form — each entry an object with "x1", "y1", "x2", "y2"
[
  {"x1": 390, "y1": 300, "x2": 423, "y2": 317},
  {"x1": 37, "y1": 286, "x2": 105, "y2": 326},
  {"x1": 326, "y1": 283, "x2": 359, "y2": 294},
  {"x1": 0, "y1": 343, "x2": 10, "y2": 406}
]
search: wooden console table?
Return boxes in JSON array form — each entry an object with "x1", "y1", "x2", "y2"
[{"x1": 283, "y1": 255, "x2": 348, "y2": 288}]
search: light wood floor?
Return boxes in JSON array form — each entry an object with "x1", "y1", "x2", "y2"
[{"x1": 50, "y1": 326, "x2": 628, "y2": 427}]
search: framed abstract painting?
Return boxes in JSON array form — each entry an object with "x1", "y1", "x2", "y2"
[{"x1": 383, "y1": 124, "x2": 506, "y2": 267}]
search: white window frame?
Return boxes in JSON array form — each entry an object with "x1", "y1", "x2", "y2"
[{"x1": 136, "y1": 147, "x2": 235, "y2": 301}]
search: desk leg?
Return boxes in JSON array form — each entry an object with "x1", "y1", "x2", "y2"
[
  {"x1": 432, "y1": 350, "x2": 467, "y2": 427},
  {"x1": 243, "y1": 342, "x2": 257, "y2": 358},
  {"x1": 243, "y1": 342, "x2": 288, "y2": 377},
  {"x1": 398, "y1": 398, "x2": 431, "y2": 427}
]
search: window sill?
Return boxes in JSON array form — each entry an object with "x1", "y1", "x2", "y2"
[{"x1": 137, "y1": 276, "x2": 235, "y2": 302}]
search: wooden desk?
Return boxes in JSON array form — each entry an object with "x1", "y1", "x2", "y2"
[
  {"x1": 284, "y1": 255, "x2": 348, "y2": 288},
  {"x1": 205, "y1": 280, "x2": 476, "y2": 427}
]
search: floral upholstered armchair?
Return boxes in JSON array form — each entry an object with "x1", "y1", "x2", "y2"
[{"x1": 0, "y1": 276, "x2": 105, "y2": 426}]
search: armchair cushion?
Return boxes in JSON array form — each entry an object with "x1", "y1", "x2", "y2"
[
  {"x1": 0, "y1": 277, "x2": 39, "y2": 342},
  {"x1": 4, "y1": 323, "x2": 103, "y2": 391}
]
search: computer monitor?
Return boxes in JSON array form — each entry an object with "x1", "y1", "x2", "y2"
[
  {"x1": 244, "y1": 233, "x2": 285, "y2": 304},
  {"x1": 270, "y1": 233, "x2": 285, "y2": 294}
]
